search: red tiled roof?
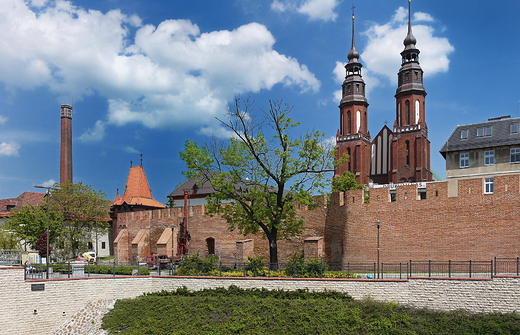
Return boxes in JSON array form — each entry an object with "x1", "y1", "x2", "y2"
[
  {"x1": 0, "y1": 191, "x2": 45, "y2": 218},
  {"x1": 112, "y1": 166, "x2": 165, "y2": 209}
]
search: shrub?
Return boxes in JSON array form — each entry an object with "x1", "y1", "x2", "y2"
[
  {"x1": 285, "y1": 253, "x2": 326, "y2": 278},
  {"x1": 176, "y1": 251, "x2": 219, "y2": 276}
]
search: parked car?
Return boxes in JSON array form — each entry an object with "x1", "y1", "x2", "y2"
[{"x1": 81, "y1": 252, "x2": 96, "y2": 263}]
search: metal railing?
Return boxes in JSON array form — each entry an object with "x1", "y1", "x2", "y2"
[
  {"x1": 0, "y1": 250, "x2": 22, "y2": 265},
  {"x1": 23, "y1": 258, "x2": 519, "y2": 280},
  {"x1": 409, "y1": 260, "x2": 493, "y2": 278},
  {"x1": 494, "y1": 257, "x2": 520, "y2": 276}
]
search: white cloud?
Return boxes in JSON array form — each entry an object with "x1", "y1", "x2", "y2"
[
  {"x1": 359, "y1": 6, "x2": 454, "y2": 89},
  {"x1": 41, "y1": 179, "x2": 56, "y2": 187},
  {"x1": 125, "y1": 146, "x2": 139, "y2": 154},
  {"x1": 78, "y1": 120, "x2": 106, "y2": 142},
  {"x1": 0, "y1": 1, "x2": 320, "y2": 140},
  {"x1": 0, "y1": 141, "x2": 20, "y2": 156},
  {"x1": 0, "y1": 115, "x2": 7, "y2": 125},
  {"x1": 271, "y1": 0, "x2": 339, "y2": 22},
  {"x1": 414, "y1": 12, "x2": 434, "y2": 22}
]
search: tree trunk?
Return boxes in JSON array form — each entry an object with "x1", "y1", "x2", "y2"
[{"x1": 268, "y1": 233, "x2": 278, "y2": 271}]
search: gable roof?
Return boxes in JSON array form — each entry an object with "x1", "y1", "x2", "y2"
[
  {"x1": 0, "y1": 191, "x2": 45, "y2": 218},
  {"x1": 439, "y1": 116, "x2": 520, "y2": 157},
  {"x1": 112, "y1": 166, "x2": 166, "y2": 208}
]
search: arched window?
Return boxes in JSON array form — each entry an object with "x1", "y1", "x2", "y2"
[
  {"x1": 340, "y1": 111, "x2": 344, "y2": 135},
  {"x1": 405, "y1": 101, "x2": 410, "y2": 125},
  {"x1": 347, "y1": 111, "x2": 351, "y2": 134},
  {"x1": 398, "y1": 103, "x2": 401, "y2": 126},
  {"x1": 356, "y1": 110, "x2": 361, "y2": 132},
  {"x1": 206, "y1": 238, "x2": 215, "y2": 255},
  {"x1": 415, "y1": 100, "x2": 420, "y2": 124}
]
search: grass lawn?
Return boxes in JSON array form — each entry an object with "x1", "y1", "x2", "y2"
[{"x1": 101, "y1": 286, "x2": 520, "y2": 334}]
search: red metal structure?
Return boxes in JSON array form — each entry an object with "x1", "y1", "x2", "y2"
[{"x1": 177, "y1": 189, "x2": 190, "y2": 255}]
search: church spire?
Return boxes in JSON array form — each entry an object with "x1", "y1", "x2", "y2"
[
  {"x1": 400, "y1": 0, "x2": 420, "y2": 64},
  {"x1": 347, "y1": 12, "x2": 360, "y2": 63},
  {"x1": 403, "y1": 0, "x2": 417, "y2": 50}
]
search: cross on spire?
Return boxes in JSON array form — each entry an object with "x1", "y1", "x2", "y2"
[{"x1": 351, "y1": 4, "x2": 355, "y2": 17}]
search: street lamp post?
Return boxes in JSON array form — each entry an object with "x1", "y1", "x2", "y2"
[
  {"x1": 34, "y1": 185, "x2": 61, "y2": 279},
  {"x1": 170, "y1": 224, "x2": 176, "y2": 275},
  {"x1": 376, "y1": 220, "x2": 381, "y2": 279},
  {"x1": 95, "y1": 205, "x2": 105, "y2": 263}
]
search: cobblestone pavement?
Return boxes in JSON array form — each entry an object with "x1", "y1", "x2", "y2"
[{"x1": 53, "y1": 299, "x2": 115, "y2": 335}]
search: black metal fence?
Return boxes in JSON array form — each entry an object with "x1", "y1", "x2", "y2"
[
  {"x1": 23, "y1": 258, "x2": 520, "y2": 280},
  {"x1": 409, "y1": 260, "x2": 493, "y2": 279}
]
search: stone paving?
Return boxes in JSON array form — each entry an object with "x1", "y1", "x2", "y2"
[{"x1": 53, "y1": 299, "x2": 115, "y2": 335}]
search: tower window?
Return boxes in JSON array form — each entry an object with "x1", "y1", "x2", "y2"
[
  {"x1": 356, "y1": 84, "x2": 359, "y2": 92},
  {"x1": 460, "y1": 153, "x2": 469, "y2": 168},
  {"x1": 484, "y1": 150, "x2": 494, "y2": 165},
  {"x1": 347, "y1": 84, "x2": 352, "y2": 93},
  {"x1": 347, "y1": 111, "x2": 352, "y2": 134},
  {"x1": 340, "y1": 111, "x2": 344, "y2": 135},
  {"x1": 405, "y1": 101, "x2": 410, "y2": 125}
]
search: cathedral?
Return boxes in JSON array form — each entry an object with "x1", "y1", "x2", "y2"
[{"x1": 335, "y1": 1, "x2": 433, "y2": 185}]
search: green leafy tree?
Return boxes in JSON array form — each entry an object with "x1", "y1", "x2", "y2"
[
  {"x1": 0, "y1": 225, "x2": 22, "y2": 250},
  {"x1": 6, "y1": 204, "x2": 63, "y2": 251},
  {"x1": 180, "y1": 97, "x2": 338, "y2": 267},
  {"x1": 49, "y1": 181, "x2": 111, "y2": 258},
  {"x1": 331, "y1": 171, "x2": 364, "y2": 193}
]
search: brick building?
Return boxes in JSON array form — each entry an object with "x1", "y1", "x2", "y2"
[{"x1": 336, "y1": 2, "x2": 433, "y2": 185}]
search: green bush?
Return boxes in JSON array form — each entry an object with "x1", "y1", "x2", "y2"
[
  {"x1": 176, "y1": 251, "x2": 219, "y2": 276},
  {"x1": 285, "y1": 253, "x2": 326, "y2": 278},
  {"x1": 245, "y1": 255, "x2": 267, "y2": 277}
]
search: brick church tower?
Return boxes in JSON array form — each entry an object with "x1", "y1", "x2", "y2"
[
  {"x1": 60, "y1": 104, "x2": 73, "y2": 185},
  {"x1": 390, "y1": 0, "x2": 432, "y2": 183},
  {"x1": 335, "y1": 13, "x2": 371, "y2": 185}
]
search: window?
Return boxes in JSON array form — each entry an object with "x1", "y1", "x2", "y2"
[
  {"x1": 477, "y1": 128, "x2": 484, "y2": 137},
  {"x1": 484, "y1": 150, "x2": 494, "y2": 166},
  {"x1": 405, "y1": 100, "x2": 410, "y2": 125},
  {"x1": 87, "y1": 242, "x2": 93, "y2": 249},
  {"x1": 390, "y1": 190, "x2": 396, "y2": 202},
  {"x1": 340, "y1": 112, "x2": 344, "y2": 135},
  {"x1": 485, "y1": 126, "x2": 492, "y2": 136},
  {"x1": 511, "y1": 124, "x2": 518, "y2": 133},
  {"x1": 415, "y1": 100, "x2": 420, "y2": 124},
  {"x1": 511, "y1": 148, "x2": 520, "y2": 163},
  {"x1": 460, "y1": 130, "x2": 468, "y2": 139},
  {"x1": 347, "y1": 111, "x2": 351, "y2": 134},
  {"x1": 484, "y1": 178, "x2": 494, "y2": 194},
  {"x1": 460, "y1": 153, "x2": 469, "y2": 168},
  {"x1": 101, "y1": 242, "x2": 106, "y2": 249}
]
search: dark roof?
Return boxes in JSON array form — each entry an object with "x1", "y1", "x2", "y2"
[
  {"x1": 168, "y1": 176, "x2": 275, "y2": 199},
  {"x1": 0, "y1": 191, "x2": 45, "y2": 218},
  {"x1": 168, "y1": 178, "x2": 217, "y2": 198},
  {"x1": 439, "y1": 116, "x2": 520, "y2": 157}
]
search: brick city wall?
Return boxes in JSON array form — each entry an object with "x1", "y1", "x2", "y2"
[
  {"x1": 114, "y1": 175, "x2": 520, "y2": 265},
  {"x1": 334, "y1": 175, "x2": 520, "y2": 264},
  {"x1": 3, "y1": 267, "x2": 520, "y2": 335},
  {"x1": 114, "y1": 197, "x2": 328, "y2": 264}
]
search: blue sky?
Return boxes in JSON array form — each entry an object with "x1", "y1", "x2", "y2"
[{"x1": 1, "y1": 0, "x2": 519, "y2": 203}]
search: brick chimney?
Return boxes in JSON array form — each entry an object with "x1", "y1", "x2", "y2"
[{"x1": 60, "y1": 104, "x2": 73, "y2": 185}]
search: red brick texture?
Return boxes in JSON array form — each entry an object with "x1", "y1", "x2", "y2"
[
  {"x1": 114, "y1": 196, "x2": 328, "y2": 264},
  {"x1": 335, "y1": 175, "x2": 520, "y2": 264},
  {"x1": 113, "y1": 176, "x2": 519, "y2": 265}
]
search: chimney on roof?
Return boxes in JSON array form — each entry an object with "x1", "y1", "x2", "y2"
[{"x1": 60, "y1": 104, "x2": 73, "y2": 184}]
